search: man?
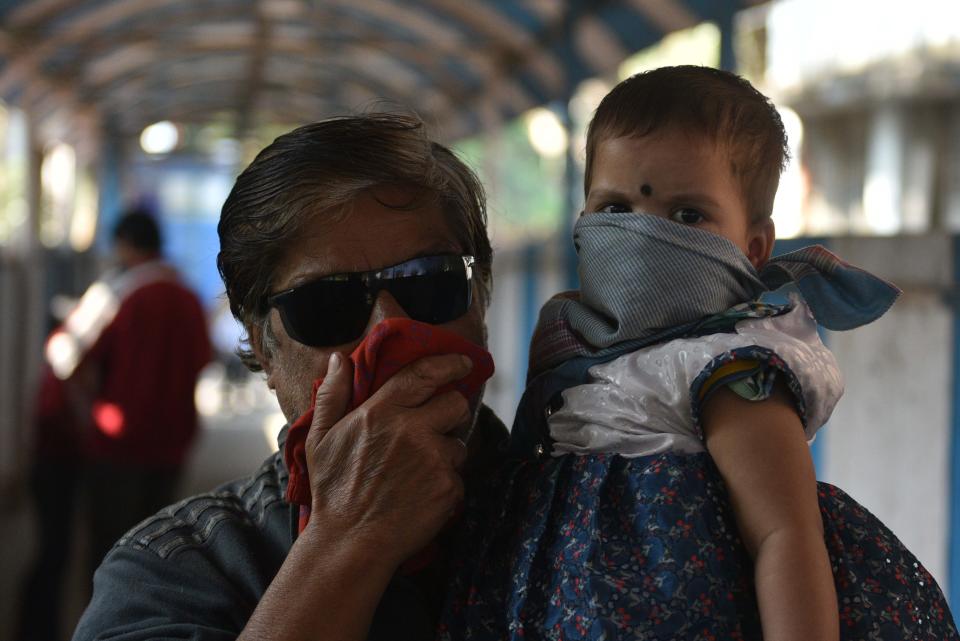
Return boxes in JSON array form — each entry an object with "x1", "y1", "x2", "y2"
[
  {"x1": 47, "y1": 210, "x2": 212, "y2": 571},
  {"x1": 72, "y1": 113, "x2": 507, "y2": 641}
]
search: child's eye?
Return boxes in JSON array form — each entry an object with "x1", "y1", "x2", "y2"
[
  {"x1": 669, "y1": 208, "x2": 705, "y2": 225},
  {"x1": 597, "y1": 203, "x2": 632, "y2": 214}
]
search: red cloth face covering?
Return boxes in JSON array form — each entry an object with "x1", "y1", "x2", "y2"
[{"x1": 283, "y1": 318, "x2": 495, "y2": 573}]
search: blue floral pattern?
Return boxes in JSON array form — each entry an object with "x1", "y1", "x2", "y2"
[{"x1": 440, "y1": 452, "x2": 958, "y2": 640}]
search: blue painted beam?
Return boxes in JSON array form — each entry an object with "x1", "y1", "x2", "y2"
[
  {"x1": 520, "y1": 243, "x2": 541, "y2": 396},
  {"x1": 949, "y1": 236, "x2": 960, "y2": 611},
  {"x1": 95, "y1": 131, "x2": 122, "y2": 255}
]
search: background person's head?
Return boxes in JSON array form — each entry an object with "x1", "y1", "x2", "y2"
[
  {"x1": 584, "y1": 65, "x2": 789, "y2": 226},
  {"x1": 217, "y1": 112, "x2": 493, "y2": 379},
  {"x1": 112, "y1": 208, "x2": 162, "y2": 269}
]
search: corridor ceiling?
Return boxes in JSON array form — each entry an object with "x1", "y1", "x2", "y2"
[{"x1": 0, "y1": 0, "x2": 756, "y2": 144}]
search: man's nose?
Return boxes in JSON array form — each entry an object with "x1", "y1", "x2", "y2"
[{"x1": 366, "y1": 289, "x2": 409, "y2": 328}]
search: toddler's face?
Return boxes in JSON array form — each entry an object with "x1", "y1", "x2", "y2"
[{"x1": 585, "y1": 130, "x2": 773, "y2": 268}]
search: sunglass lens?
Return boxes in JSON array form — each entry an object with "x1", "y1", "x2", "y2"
[
  {"x1": 272, "y1": 255, "x2": 473, "y2": 348},
  {"x1": 278, "y1": 280, "x2": 371, "y2": 347},
  {"x1": 388, "y1": 270, "x2": 470, "y2": 324}
]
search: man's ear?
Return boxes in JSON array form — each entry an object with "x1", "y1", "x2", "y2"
[
  {"x1": 746, "y1": 218, "x2": 775, "y2": 270},
  {"x1": 248, "y1": 320, "x2": 275, "y2": 389}
]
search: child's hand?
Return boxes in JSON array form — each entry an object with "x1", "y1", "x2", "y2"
[{"x1": 702, "y1": 382, "x2": 839, "y2": 641}]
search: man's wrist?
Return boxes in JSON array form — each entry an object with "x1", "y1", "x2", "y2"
[
  {"x1": 297, "y1": 517, "x2": 400, "y2": 583},
  {"x1": 238, "y1": 518, "x2": 398, "y2": 641}
]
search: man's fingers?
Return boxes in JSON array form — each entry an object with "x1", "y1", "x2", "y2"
[
  {"x1": 416, "y1": 390, "x2": 471, "y2": 435},
  {"x1": 373, "y1": 354, "x2": 473, "y2": 409},
  {"x1": 438, "y1": 434, "x2": 468, "y2": 471},
  {"x1": 309, "y1": 353, "x2": 353, "y2": 442}
]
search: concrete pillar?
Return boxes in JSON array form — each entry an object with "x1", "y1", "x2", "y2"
[
  {"x1": 942, "y1": 105, "x2": 960, "y2": 233},
  {"x1": 0, "y1": 106, "x2": 29, "y2": 484},
  {"x1": 861, "y1": 103, "x2": 905, "y2": 235},
  {"x1": 0, "y1": 108, "x2": 45, "y2": 484},
  {"x1": 901, "y1": 104, "x2": 937, "y2": 233}
]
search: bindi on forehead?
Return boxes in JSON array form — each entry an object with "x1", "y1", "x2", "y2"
[{"x1": 640, "y1": 183, "x2": 653, "y2": 197}]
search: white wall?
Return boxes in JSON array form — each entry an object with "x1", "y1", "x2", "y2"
[{"x1": 824, "y1": 235, "x2": 954, "y2": 592}]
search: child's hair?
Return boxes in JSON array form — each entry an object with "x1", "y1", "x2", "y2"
[{"x1": 584, "y1": 65, "x2": 789, "y2": 223}]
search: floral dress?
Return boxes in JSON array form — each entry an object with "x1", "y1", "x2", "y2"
[{"x1": 439, "y1": 302, "x2": 958, "y2": 640}]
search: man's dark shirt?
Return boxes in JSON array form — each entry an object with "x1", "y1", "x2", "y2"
[{"x1": 72, "y1": 406, "x2": 507, "y2": 641}]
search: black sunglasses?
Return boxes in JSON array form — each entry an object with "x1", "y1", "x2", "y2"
[{"x1": 266, "y1": 254, "x2": 475, "y2": 347}]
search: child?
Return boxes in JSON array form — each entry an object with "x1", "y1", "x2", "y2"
[{"x1": 439, "y1": 66, "x2": 958, "y2": 640}]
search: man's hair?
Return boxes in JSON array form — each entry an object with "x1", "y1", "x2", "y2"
[
  {"x1": 584, "y1": 65, "x2": 788, "y2": 223},
  {"x1": 217, "y1": 112, "x2": 492, "y2": 371},
  {"x1": 113, "y1": 208, "x2": 162, "y2": 252}
]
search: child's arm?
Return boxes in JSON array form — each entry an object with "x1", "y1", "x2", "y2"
[{"x1": 701, "y1": 381, "x2": 839, "y2": 641}]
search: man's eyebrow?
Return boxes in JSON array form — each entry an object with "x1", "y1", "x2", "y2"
[
  {"x1": 288, "y1": 243, "x2": 463, "y2": 286},
  {"x1": 408, "y1": 242, "x2": 463, "y2": 260}
]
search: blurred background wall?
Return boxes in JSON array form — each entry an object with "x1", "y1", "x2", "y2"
[{"x1": 1, "y1": 0, "x2": 960, "y2": 638}]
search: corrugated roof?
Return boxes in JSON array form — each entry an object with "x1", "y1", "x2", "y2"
[{"x1": 0, "y1": 0, "x2": 754, "y2": 144}]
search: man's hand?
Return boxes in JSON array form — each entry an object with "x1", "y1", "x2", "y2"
[
  {"x1": 304, "y1": 351, "x2": 472, "y2": 568},
  {"x1": 239, "y1": 351, "x2": 474, "y2": 641}
]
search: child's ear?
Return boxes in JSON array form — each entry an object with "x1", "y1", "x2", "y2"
[{"x1": 746, "y1": 218, "x2": 775, "y2": 270}]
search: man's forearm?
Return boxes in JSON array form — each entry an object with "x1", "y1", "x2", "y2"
[{"x1": 238, "y1": 522, "x2": 396, "y2": 641}]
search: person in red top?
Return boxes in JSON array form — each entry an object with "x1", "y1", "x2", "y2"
[{"x1": 47, "y1": 209, "x2": 212, "y2": 570}]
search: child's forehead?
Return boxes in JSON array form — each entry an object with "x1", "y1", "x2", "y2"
[
  {"x1": 590, "y1": 132, "x2": 732, "y2": 183},
  {"x1": 586, "y1": 130, "x2": 747, "y2": 215},
  {"x1": 596, "y1": 127, "x2": 725, "y2": 156}
]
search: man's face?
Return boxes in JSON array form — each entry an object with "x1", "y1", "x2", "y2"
[{"x1": 254, "y1": 187, "x2": 487, "y2": 424}]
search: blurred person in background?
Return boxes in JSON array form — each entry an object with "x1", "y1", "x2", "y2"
[{"x1": 43, "y1": 208, "x2": 211, "y2": 577}]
